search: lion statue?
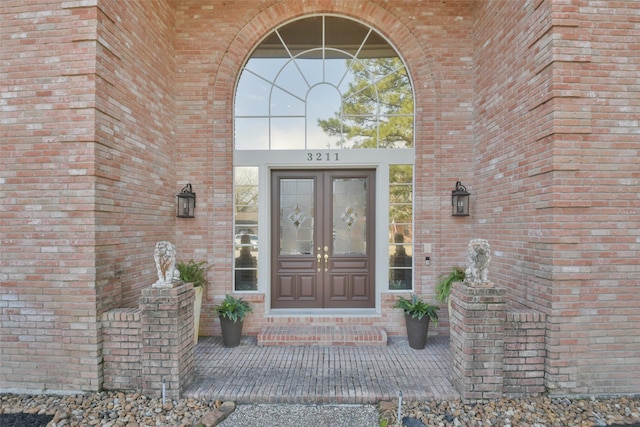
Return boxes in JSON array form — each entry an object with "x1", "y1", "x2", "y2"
[
  {"x1": 153, "y1": 241, "x2": 179, "y2": 287},
  {"x1": 465, "y1": 238, "x2": 491, "y2": 285}
]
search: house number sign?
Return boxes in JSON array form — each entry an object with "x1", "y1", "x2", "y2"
[{"x1": 306, "y1": 152, "x2": 340, "y2": 162}]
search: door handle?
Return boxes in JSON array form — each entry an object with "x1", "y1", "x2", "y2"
[
  {"x1": 324, "y1": 253, "x2": 329, "y2": 272},
  {"x1": 317, "y1": 253, "x2": 321, "y2": 272}
]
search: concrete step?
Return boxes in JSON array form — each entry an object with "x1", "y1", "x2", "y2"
[{"x1": 257, "y1": 325, "x2": 387, "y2": 346}]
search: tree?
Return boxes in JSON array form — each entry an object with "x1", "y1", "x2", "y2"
[{"x1": 318, "y1": 57, "x2": 413, "y2": 149}]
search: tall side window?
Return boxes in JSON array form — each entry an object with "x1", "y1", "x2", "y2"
[
  {"x1": 234, "y1": 167, "x2": 259, "y2": 291},
  {"x1": 388, "y1": 165, "x2": 413, "y2": 290}
]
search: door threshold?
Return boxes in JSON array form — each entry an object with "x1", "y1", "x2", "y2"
[{"x1": 267, "y1": 308, "x2": 380, "y2": 317}]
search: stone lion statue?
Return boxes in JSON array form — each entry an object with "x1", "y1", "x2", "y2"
[
  {"x1": 153, "y1": 241, "x2": 178, "y2": 287},
  {"x1": 465, "y1": 238, "x2": 491, "y2": 285}
]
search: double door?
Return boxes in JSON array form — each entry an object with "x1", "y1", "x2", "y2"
[{"x1": 271, "y1": 170, "x2": 375, "y2": 309}]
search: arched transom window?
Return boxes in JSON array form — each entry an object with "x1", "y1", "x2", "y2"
[{"x1": 235, "y1": 15, "x2": 414, "y2": 150}]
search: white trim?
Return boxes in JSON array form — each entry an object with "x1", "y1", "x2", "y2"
[
  {"x1": 234, "y1": 149, "x2": 414, "y2": 166},
  {"x1": 375, "y1": 163, "x2": 390, "y2": 311},
  {"x1": 233, "y1": 148, "x2": 414, "y2": 314}
]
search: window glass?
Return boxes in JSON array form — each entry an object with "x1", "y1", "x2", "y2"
[
  {"x1": 234, "y1": 71, "x2": 270, "y2": 116},
  {"x1": 389, "y1": 165, "x2": 413, "y2": 290},
  {"x1": 333, "y1": 178, "x2": 367, "y2": 256},
  {"x1": 279, "y1": 178, "x2": 315, "y2": 256},
  {"x1": 271, "y1": 117, "x2": 305, "y2": 150},
  {"x1": 234, "y1": 167, "x2": 259, "y2": 291},
  {"x1": 235, "y1": 118, "x2": 269, "y2": 150},
  {"x1": 235, "y1": 16, "x2": 413, "y2": 150}
]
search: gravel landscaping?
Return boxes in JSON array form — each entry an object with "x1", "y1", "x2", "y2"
[
  {"x1": 1, "y1": 391, "x2": 639, "y2": 426},
  {"x1": 380, "y1": 395, "x2": 640, "y2": 427}
]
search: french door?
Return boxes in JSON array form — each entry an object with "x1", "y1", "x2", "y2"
[{"x1": 271, "y1": 170, "x2": 375, "y2": 309}]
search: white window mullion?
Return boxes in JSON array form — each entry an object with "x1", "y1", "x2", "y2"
[
  {"x1": 258, "y1": 165, "x2": 270, "y2": 294},
  {"x1": 375, "y1": 163, "x2": 390, "y2": 310}
]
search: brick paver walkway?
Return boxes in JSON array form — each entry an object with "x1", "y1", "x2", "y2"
[{"x1": 184, "y1": 335, "x2": 459, "y2": 404}]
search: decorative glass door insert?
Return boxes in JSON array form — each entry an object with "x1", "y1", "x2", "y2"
[{"x1": 271, "y1": 170, "x2": 375, "y2": 309}]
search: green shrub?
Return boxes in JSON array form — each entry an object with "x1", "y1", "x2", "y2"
[
  {"x1": 176, "y1": 260, "x2": 211, "y2": 288},
  {"x1": 393, "y1": 294, "x2": 438, "y2": 325},
  {"x1": 434, "y1": 266, "x2": 465, "y2": 303},
  {"x1": 214, "y1": 295, "x2": 253, "y2": 323}
]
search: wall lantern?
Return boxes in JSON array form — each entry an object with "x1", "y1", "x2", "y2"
[
  {"x1": 176, "y1": 183, "x2": 196, "y2": 218},
  {"x1": 451, "y1": 181, "x2": 470, "y2": 216}
]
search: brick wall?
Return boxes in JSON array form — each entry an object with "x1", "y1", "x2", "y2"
[
  {"x1": 101, "y1": 284, "x2": 195, "y2": 398},
  {"x1": 102, "y1": 308, "x2": 142, "y2": 391},
  {"x1": 0, "y1": 0, "x2": 176, "y2": 392},
  {"x1": 473, "y1": 0, "x2": 556, "y2": 314},
  {"x1": 450, "y1": 282, "x2": 507, "y2": 401},
  {"x1": 473, "y1": 0, "x2": 640, "y2": 396},
  {"x1": 1, "y1": 0, "x2": 102, "y2": 393},
  {"x1": 450, "y1": 282, "x2": 547, "y2": 401},
  {"x1": 140, "y1": 284, "x2": 195, "y2": 399},
  {"x1": 504, "y1": 309, "x2": 547, "y2": 397},
  {"x1": 94, "y1": 0, "x2": 176, "y2": 310},
  {"x1": 2, "y1": 0, "x2": 639, "y2": 397}
]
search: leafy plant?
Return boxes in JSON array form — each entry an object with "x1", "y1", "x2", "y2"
[
  {"x1": 434, "y1": 266, "x2": 465, "y2": 304},
  {"x1": 214, "y1": 294, "x2": 253, "y2": 323},
  {"x1": 393, "y1": 294, "x2": 438, "y2": 325},
  {"x1": 176, "y1": 260, "x2": 211, "y2": 288}
]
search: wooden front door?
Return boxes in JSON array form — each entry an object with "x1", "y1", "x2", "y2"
[{"x1": 271, "y1": 170, "x2": 375, "y2": 309}]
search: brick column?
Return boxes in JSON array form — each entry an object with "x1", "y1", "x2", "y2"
[
  {"x1": 139, "y1": 283, "x2": 195, "y2": 400},
  {"x1": 449, "y1": 281, "x2": 506, "y2": 402}
]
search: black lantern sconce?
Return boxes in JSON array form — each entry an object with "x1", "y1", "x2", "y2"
[
  {"x1": 451, "y1": 181, "x2": 470, "y2": 216},
  {"x1": 176, "y1": 183, "x2": 196, "y2": 218}
]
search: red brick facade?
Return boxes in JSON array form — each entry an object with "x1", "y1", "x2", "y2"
[
  {"x1": 473, "y1": 0, "x2": 640, "y2": 395},
  {"x1": 1, "y1": 0, "x2": 638, "y2": 397}
]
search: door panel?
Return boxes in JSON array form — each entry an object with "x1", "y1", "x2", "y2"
[
  {"x1": 329, "y1": 276, "x2": 348, "y2": 300},
  {"x1": 276, "y1": 276, "x2": 295, "y2": 301},
  {"x1": 272, "y1": 170, "x2": 375, "y2": 309},
  {"x1": 352, "y1": 275, "x2": 369, "y2": 299}
]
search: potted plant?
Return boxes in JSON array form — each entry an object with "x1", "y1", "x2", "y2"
[
  {"x1": 435, "y1": 266, "x2": 465, "y2": 313},
  {"x1": 393, "y1": 294, "x2": 439, "y2": 349},
  {"x1": 176, "y1": 259, "x2": 210, "y2": 344},
  {"x1": 214, "y1": 294, "x2": 253, "y2": 348}
]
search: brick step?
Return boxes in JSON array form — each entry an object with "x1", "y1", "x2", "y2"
[{"x1": 257, "y1": 325, "x2": 387, "y2": 347}]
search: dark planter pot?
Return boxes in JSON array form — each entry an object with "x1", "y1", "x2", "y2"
[
  {"x1": 220, "y1": 317, "x2": 244, "y2": 348},
  {"x1": 404, "y1": 313, "x2": 430, "y2": 349}
]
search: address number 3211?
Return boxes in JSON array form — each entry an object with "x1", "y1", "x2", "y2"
[{"x1": 307, "y1": 152, "x2": 340, "y2": 162}]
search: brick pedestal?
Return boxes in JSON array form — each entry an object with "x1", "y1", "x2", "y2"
[
  {"x1": 139, "y1": 283, "x2": 195, "y2": 399},
  {"x1": 449, "y1": 281, "x2": 506, "y2": 402}
]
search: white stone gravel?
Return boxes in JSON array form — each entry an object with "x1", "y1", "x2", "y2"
[
  {"x1": 379, "y1": 395, "x2": 640, "y2": 427},
  {"x1": 217, "y1": 404, "x2": 379, "y2": 427},
  {"x1": 2, "y1": 392, "x2": 639, "y2": 427}
]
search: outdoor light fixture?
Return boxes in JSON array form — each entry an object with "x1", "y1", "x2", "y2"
[
  {"x1": 451, "y1": 181, "x2": 470, "y2": 216},
  {"x1": 176, "y1": 183, "x2": 196, "y2": 218}
]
